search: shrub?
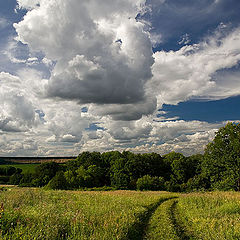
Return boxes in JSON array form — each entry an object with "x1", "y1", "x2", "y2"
[
  {"x1": 9, "y1": 173, "x2": 23, "y2": 185},
  {"x1": 136, "y1": 175, "x2": 165, "y2": 191},
  {"x1": 46, "y1": 171, "x2": 69, "y2": 190},
  {"x1": 164, "y1": 180, "x2": 181, "y2": 192}
]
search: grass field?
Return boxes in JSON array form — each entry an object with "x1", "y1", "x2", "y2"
[
  {"x1": 0, "y1": 188, "x2": 240, "y2": 239},
  {"x1": 0, "y1": 164, "x2": 39, "y2": 174}
]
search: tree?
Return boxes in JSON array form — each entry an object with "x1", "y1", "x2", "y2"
[
  {"x1": 47, "y1": 171, "x2": 69, "y2": 190},
  {"x1": 202, "y1": 122, "x2": 240, "y2": 190},
  {"x1": 76, "y1": 152, "x2": 101, "y2": 168},
  {"x1": 163, "y1": 152, "x2": 184, "y2": 180},
  {"x1": 110, "y1": 158, "x2": 130, "y2": 189},
  {"x1": 136, "y1": 175, "x2": 165, "y2": 191},
  {"x1": 9, "y1": 173, "x2": 23, "y2": 185},
  {"x1": 33, "y1": 162, "x2": 60, "y2": 187}
]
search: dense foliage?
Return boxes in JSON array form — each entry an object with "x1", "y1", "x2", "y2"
[{"x1": 1, "y1": 122, "x2": 240, "y2": 192}]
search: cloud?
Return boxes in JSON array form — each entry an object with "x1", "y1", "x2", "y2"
[
  {"x1": 178, "y1": 34, "x2": 191, "y2": 45},
  {"x1": 61, "y1": 134, "x2": 77, "y2": 142},
  {"x1": 150, "y1": 27, "x2": 240, "y2": 107},
  {"x1": 0, "y1": 69, "x2": 93, "y2": 156},
  {"x1": 1, "y1": 0, "x2": 240, "y2": 157},
  {"x1": 0, "y1": 72, "x2": 39, "y2": 132},
  {"x1": 16, "y1": 0, "x2": 40, "y2": 10},
  {"x1": 3, "y1": 40, "x2": 29, "y2": 64},
  {"x1": 78, "y1": 117, "x2": 223, "y2": 155},
  {"x1": 14, "y1": 0, "x2": 154, "y2": 120},
  {"x1": 124, "y1": 120, "x2": 221, "y2": 155}
]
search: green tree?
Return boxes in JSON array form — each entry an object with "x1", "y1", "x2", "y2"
[
  {"x1": 110, "y1": 157, "x2": 130, "y2": 189},
  {"x1": 9, "y1": 173, "x2": 23, "y2": 185},
  {"x1": 202, "y1": 122, "x2": 240, "y2": 190},
  {"x1": 47, "y1": 171, "x2": 69, "y2": 190},
  {"x1": 33, "y1": 162, "x2": 60, "y2": 187},
  {"x1": 136, "y1": 175, "x2": 165, "y2": 191}
]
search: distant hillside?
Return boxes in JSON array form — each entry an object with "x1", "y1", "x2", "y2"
[{"x1": 0, "y1": 157, "x2": 77, "y2": 164}]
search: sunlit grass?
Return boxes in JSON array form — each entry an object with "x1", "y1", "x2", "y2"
[
  {"x1": 0, "y1": 188, "x2": 174, "y2": 239},
  {"x1": 2, "y1": 188, "x2": 240, "y2": 240},
  {"x1": 177, "y1": 191, "x2": 240, "y2": 240}
]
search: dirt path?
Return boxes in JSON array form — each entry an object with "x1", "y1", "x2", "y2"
[
  {"x1": 169, "y1": 200, "x2": 195, "y2": 240},
  {"x1": 135, "y1": 198, "x2": 196, "y2": 240},
  {"x1": 123, "y1": 197, "x2": 177, "y2": 240}
]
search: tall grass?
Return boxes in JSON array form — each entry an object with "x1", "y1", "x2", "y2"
[
  {"x1": 177, "y1": 191, "x2": 240, "y2": 240},
  {"x1": 0, "y1": 188, "x2": 174, "y2": 240}
]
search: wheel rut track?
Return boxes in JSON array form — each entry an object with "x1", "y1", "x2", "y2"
[
  {"x1": 170, "y1": 199, "x2": 195, "y2": 240},
  {"x1": 123, "y1": 197, "x2": 177, "y2": 240},
  {"x1": 123, "y1": 197, "x2": 195, "y2": 240}
]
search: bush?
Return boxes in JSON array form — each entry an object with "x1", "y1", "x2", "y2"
[
  {"x1": 46, "y1": 171, "x2": 69, "y2": 190},
  {"x1": 164, "y1": 179, "x2": 181, "y2": 192},
  {"x1": 9, "y1": 173, "x2": 23, "y2": 185},
  {"x1": 184, "y1": 174, "x2": 210, "y2": 192},
  {"x1": 136, "y1": 175, "x2": 165, "y2": 191},
  {"x1": 0, "y1": 176, "x2": 10, "y2": 184}
]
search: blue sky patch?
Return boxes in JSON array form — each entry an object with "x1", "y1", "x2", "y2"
[
  {"x1": 85, "y1": 123, "x2": 105, "y2": 131},
  {"x1": 159, "y1": 95, "x2": 240, "y2": 123}
]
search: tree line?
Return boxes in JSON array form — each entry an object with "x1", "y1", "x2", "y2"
[{"x1": 1, "y1": 122, "x2": 240, "y2": 192}]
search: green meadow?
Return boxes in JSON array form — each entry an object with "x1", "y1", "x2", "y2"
[
  {"x1": 1, "y1": 188, "x2": 240, "y2": 240},
  {"x1": 0, "y1": 164, "x2": 39, "y2": 174}
]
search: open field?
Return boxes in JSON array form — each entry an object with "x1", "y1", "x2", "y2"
[
  {"x1": 0, "y1": 189, "x2": 240, "y2": 239},
  {"x1": 0, "y1": 164, "x2": 40, "y2": 174},
  {"x1": 0, "y1": 157, "x2": 76, "y2": 164}
]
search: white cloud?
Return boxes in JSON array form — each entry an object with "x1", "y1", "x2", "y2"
[
  {"x1": 178, "y1": 33, "x2": 191, "y2": 45},
  {"x1": 0, "y1": 70, "x2": 92, "y2": 156},
  {"x1": 42, "y1": 57, "x2": 53, "y2": 67},
  {"x1": 61, "y1": 134, "x2": 77, "y2": 142},
  {"x1": 14, "y1": 0, "x2": 154, "y2": 120},
  {"x1": 0, "y1": 72, "x2": 38, "y2": 132},
  {"x1": 150, "y1": 27, "x2": 240, "y2": 107},
  {"x1": 16, "y1": 0, "x2": 40, "y2": 10},
  {"x1": 46, "y1": 135, "x2": 56, "y2": 143},
  {"x1": 1, "y1": 0, "x2": 240, "y2": 157}
]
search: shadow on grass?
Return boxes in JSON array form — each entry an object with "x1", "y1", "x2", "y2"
[
  {"x1": 123, "y1": 196, "x2": 178, "y2": 240},
  {"x1": 170, "y1": 200, "x2": 195, "y2": 240}
]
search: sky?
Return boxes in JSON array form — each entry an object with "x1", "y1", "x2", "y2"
[{"x1": 0, "y1": 0, "x2": 240, "y2": 156}]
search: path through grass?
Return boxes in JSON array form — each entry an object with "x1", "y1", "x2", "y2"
[
  {"x1": 144, "y1": 198, "x2": 195, "y2": 240},
  {"x1": 0, "y1": 188, "x2": 175, "y2": 240},
  {"x1": 1, "y1": 189, "x2": 240, "y2": 239}
]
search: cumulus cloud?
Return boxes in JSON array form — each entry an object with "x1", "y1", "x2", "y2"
[
  {"x1": 0, "y1": 72, "x2": 39, "y2": 132},
  {"x1": 124, "y1": 120, "x2": 221, "y2": 155},
  {"x1": 61, "y1": 134, "x2": 77, "y2": 142},
  {"x1": 150, "y1": 27, "x2": 240, "y2": 107},
  {"x1": 78, "y1": 117, "x2": 223, "y2": 155},
  {"x1": 3, "y1": 40, "x2": 29, "y2": 64},
  {"x1": 1, "y1": 0, "x2": 240, "y2": 157},
  {"x1": 0, "y1": 69, "x2": 93, "y2": 156},
  {"x1": 16, "y1": 0, "x2": 40, "y2": 10},
  {"x1": 14, "y1": 0, "x2": 154, "y2": 120}
]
